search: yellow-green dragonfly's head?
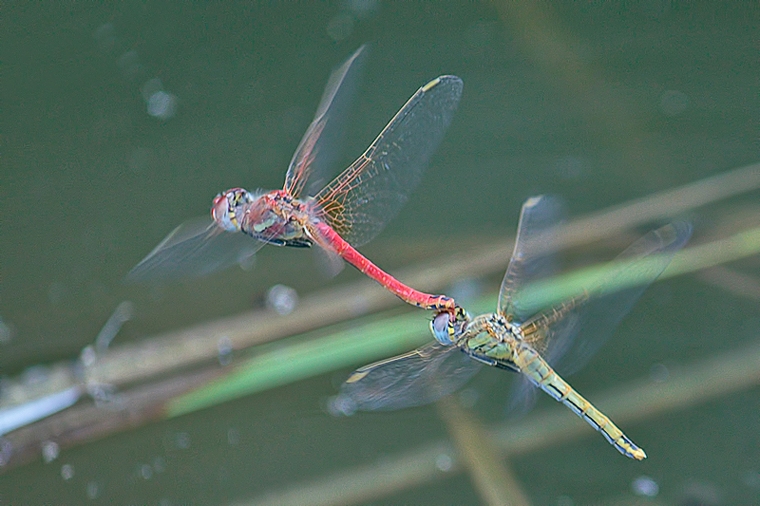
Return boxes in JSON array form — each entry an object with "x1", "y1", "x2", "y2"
[{"x1": 430, "y1": 307, "x2": 469, "y2": 346}]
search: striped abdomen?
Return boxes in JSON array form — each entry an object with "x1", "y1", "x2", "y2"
[{"x1": 515, "y1": 345, "x2": 647, "y2": 460}]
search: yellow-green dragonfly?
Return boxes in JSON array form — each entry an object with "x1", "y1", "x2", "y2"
[{"x1": 333, "y1": 196, "x2": 691, "y2": 460}]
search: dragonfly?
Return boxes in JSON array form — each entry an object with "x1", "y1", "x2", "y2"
[
  {"x1": 333, "y1": 195, "x2": 692, "y2": 460},
  {"x1": 128, "y1": 46, "x2": 464, "y2": 316}
]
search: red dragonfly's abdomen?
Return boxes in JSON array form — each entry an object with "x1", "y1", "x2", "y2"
[{"x1": 313, "y1": 221, "x2": 455, "y2": 311}]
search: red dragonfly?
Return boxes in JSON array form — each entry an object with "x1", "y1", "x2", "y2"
[{"x1": 128, "y1": 47, "x2": 463, "y2": 314}]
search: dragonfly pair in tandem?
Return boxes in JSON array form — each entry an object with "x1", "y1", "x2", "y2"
[{"x1": 128, "y1": 47, "x2": 690, "y2": 460}]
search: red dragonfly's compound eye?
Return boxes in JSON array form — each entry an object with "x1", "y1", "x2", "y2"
[{"x1": 211, "y1": 188, "x2": 249, "y2": 232}]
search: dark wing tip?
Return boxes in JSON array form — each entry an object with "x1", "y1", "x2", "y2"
[{"x1": 429, "y1": 75, "x2": 464, "y2": 96}]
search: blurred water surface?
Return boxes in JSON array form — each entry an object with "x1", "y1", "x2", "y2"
[{"x1": 2, "y1": 3, "x2": 759, "y2": 505}]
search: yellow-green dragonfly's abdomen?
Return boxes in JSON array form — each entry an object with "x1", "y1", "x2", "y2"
[{"x1": 457, "y1": 313, "x2": 646, "y2": 460}]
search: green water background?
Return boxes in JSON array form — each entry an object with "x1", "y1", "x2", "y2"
[{"x1": 2, "y1": 3, "x2": 759, "y2": 505}]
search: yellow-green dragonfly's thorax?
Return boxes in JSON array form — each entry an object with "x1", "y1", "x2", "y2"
[{"x1": 447, "y1": 313, "x2": 523, "y2": 372}]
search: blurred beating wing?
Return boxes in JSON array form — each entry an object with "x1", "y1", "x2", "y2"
[
  {"x1": 334, "y1": 342, "x2": 481, "y2": 413},
  {"x1": 504, "y1": 220, "x2": 691, "y2": 416},
  {"x1": 126, "y1": 217, "x2": 266, "y2": 282},
  {"x1": 498, "y1": 195, "x2": 564, "y2": 322},
  {"x1": 284, "y1": 46, "x2": 367, "y2": 198},
  {"x1": 522, "y1": 220, "x2": 693, "y2": 377},
  {"x1": 129, "y1": 50, "x2": 367, "y2": 282},
  {"x1": 314, "y1": 75, "x2": 463, "y2": 247}
]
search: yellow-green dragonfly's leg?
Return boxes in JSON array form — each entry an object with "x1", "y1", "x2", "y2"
[{"x1": 515, "y1": 345, "x2": 647, "y2": 460}]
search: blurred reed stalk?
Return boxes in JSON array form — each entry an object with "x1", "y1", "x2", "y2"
[
  {"x1": 66, "y1": 162, "x2": 760, "y2": 391},
  {"x1": 243, "y1": 339, "x2": 760, "y2": 506},
  {"x1": 0, "y1": 162, "x2": 759, "y2": 472},
  {"x1": 437, "y1": 396, "x2": 532, "y2": 506}
]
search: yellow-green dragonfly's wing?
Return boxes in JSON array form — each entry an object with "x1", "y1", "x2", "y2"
[
  {"x1": 498, "y1": 195, "x2": 564, "y2": 322},
  {"x1": 331, "y1": 342, "x2": 480, "y2": 414},
  {"x1": 520, "y1": 220, "x2": 692, "y2": 376}
]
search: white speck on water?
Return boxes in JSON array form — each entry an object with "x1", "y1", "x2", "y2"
[
  {"x1": 0, "y1": 318, "x2": 14, "y2": 344},
  {"x1": 227, "y1": 428, "x2": 240, "y2": 446},
  {"x1": 61, "y1": 463, "x2": 75, "y2": 480},
  {"x1": 140, "y1": 463, "x2": 153, "y2": 480},
  {"x1": 153, "y1": 456, "x2": 166, "y2": 474},
  {"x1": 174, "y1": 432, "x2": 191, "y2": 450},
  {"x1": 326, "y1": 12, "x2": 354, "y2": 42},
  {"x1": 266, "y1": 284, "x2": 299, "y2": 315},
  {"x1": 435, "y1": 453, "x2": 453, "y2": 472},
  {"x1": 631, "y1": 475, "x2": 660, "y2": 497},
  {"x1": 42, "y1": 441, "x2": 60, "y2": 463},
  {"x1": 649, "y1": 363, "x2": 670, "y2": 382},
  {"x1": 147, "y1": 91, "x2": 178, "y2": 120},
  {"x1": 86, "y1": 481, "x2": 100, "y2": 499}
]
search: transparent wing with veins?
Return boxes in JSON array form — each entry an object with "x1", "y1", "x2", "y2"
[
  {"x1": 522, "y1": 220, "x2": 692, "y2": 377},
  {"x1": 498, "y1": 195, "x2": 564, "y2": 323},
  {"x1": 284, "y1": 46, "x2": 367, "y2": 199},
  {"x1": 127, "y1": 48, "x2": 367, "y2": 282},
  {"x1": 125, "y1": 217, "x2": 266, "y2": 282},
  {"x1": 496, "y1": 195, "x2": 692, "y2": 375},
  {"x1": 334, "y1": 342, "x2": 481, "y2": 413},
  {"x1": 494, "y1": 196, "x2": 691, "y2": 414},
  {"x1": 314, "y1": 75, "x2": 463, "y2": 247}
]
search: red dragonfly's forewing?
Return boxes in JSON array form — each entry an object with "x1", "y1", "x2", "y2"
[
  {"x1": 315, "y1": 75, "x2": 463, "y2": 247},
  {"x1": 284, "y1": 46, "x2": 367, "y2": 199},
  {"x1": 126, "y1": 217, "x2": 266, "y2": 282}
]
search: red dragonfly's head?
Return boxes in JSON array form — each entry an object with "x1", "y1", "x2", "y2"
[{"x1": 211, "y1": 188, "x2": 254, "y2": 232}]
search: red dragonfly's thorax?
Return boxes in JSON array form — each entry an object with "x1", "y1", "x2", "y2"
[{"x1": 235, "y1": 190, "x2": 313, "y2": 248}]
